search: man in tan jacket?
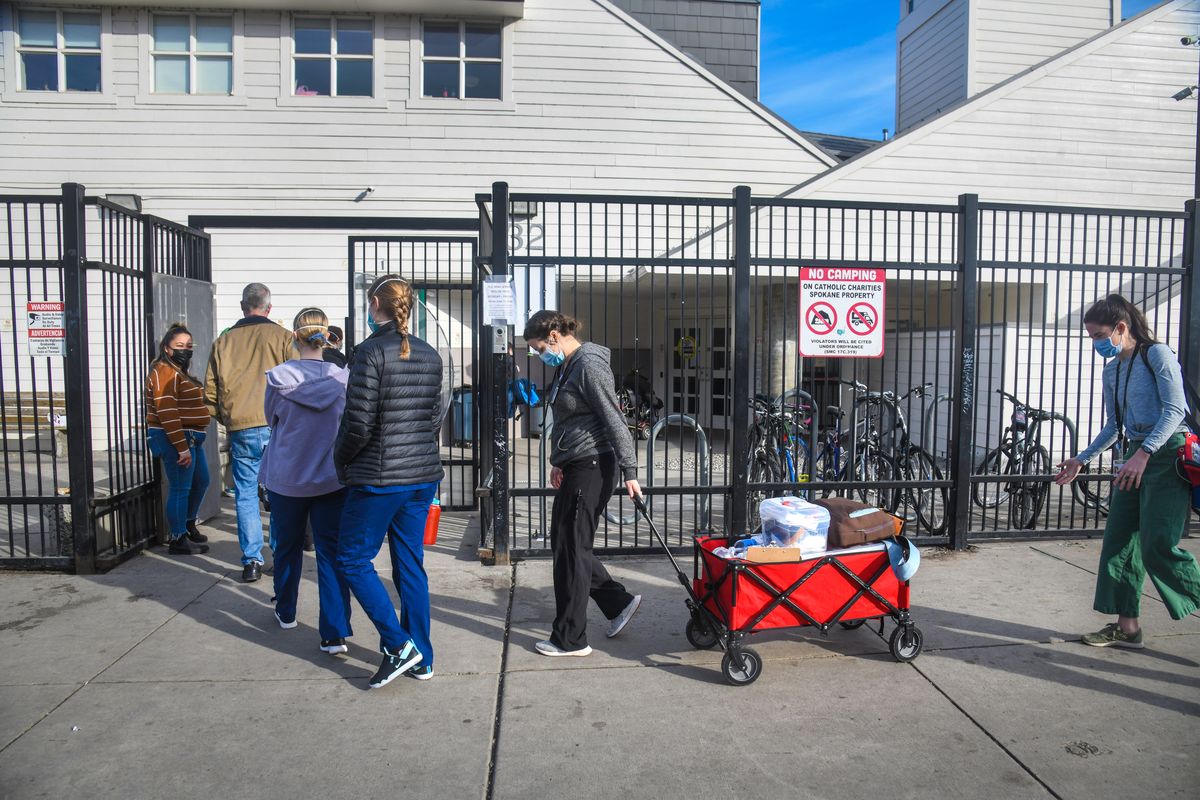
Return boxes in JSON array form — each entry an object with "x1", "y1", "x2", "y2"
[{"x1": 205, "y1": 283, "x2": 293, "y2": 582}]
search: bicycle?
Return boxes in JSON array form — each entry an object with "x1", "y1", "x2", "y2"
[
  {"x1": 851, "y1": 382, "x2": 949, "y2": 534},
  {"x1": 972, "y1": 390, "x2": 1107, "y2": 529},
  {"x1": 617, "y1": 386, "x2": 661, "y2": 441},
  {"x1": 808, "y1": 381, "x2": 901, "y2": 514},
  {"x1": 745, "y1": 391, "x2": 814, "y2": 530}
]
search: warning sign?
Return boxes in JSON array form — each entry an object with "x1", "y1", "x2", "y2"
[
  {"x1": 27, "y1": 301, "x2": 65, "y2": 357},
  {"x1": 799, "y1": 268, "x2": 885, "y2": 359}
]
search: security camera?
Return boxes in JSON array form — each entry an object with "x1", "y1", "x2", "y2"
[
  {"x1": 365, "y1": 186, "x2": 376, "y2": 193},
  {"x1": 1173, "y1": 86, "x2": 1197, "y2": 101},
  {"x1": 1183, "y1": 35, "x2": 1200, "y2": 46}
]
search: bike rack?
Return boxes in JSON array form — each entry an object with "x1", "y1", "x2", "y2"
[
  {"x1": 921, "y1": 393, "x2": 955, "y2": 470},
  {"x1": 603, "y1": 413, "x2": 712, "y2": 528}
]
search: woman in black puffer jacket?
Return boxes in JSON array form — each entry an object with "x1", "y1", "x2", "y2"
[{"x1": 334, "y1": 276, "x2": 443, "y2": 689}]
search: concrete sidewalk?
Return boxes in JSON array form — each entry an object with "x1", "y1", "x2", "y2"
[{"x1": 1, "y1": 508, "x2": 1197, "y2": 800}]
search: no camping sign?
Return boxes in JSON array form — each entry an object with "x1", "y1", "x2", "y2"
[{"x1": 799, "y1": 268, "x2": 885, "y2": 359}]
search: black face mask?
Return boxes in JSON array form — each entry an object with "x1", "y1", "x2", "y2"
[{"x1": 169, "y1": 349, "x2": 193, "y2": 369}]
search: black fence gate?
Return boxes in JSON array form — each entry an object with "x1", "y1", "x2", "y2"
[
  {"x1": 474, "y1": 182, "x2": 1198, "y2": 563},
  {"x1": 346, "y1": 236, "x2": 480, "y2": 511},
  {"x1": 1, "y1": 184, "x2": 211, "y2": 572}
]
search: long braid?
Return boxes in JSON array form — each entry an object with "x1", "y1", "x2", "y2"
[{"x1": 369, "y1": 275, "x2": 414, "y2": 360}]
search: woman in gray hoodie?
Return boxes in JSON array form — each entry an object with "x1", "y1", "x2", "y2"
[
  {"x1": 260, "y1": 308, "x2": 353, "y2": 655},
  {"x1": 523, "y1": 310, "x2": 643, "y2": 657}
]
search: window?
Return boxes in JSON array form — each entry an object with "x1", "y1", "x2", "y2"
[
  {"x1": 422, "y1": 21, "x2": 502, "y2": 100},
  {"x1": 16, "y1": 9, "x2": 101, "y2": 92},
  {"x1": 292, "y1": 16, "x2": 373, "y2": 97},
  {"x1": 151, "y1": 14, "x2": 233, "y2": 95}
]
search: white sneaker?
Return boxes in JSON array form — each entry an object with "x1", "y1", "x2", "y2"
[
  {"x1": 274, "y1": 610, "x2": 297, "y2": 630},
  {"x1": 606, "y1": 595, "x2": 642, "y2": 638},
  {"x1": 535, "y1": 640, "x2": 593, "y2": 657}
]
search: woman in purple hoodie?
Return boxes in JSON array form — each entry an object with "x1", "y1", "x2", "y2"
[{"x1": 261, "y1": 308, "x2": 353, "y2": 654}]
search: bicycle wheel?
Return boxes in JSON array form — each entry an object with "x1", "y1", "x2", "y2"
[
  {"x1": 972, "y1": 446, "x2": 1013, "y2": 510},
  {"x1": 1072, "y1": 463, "x2": 1111, "y2": 516},
  {"x1": 853, "y1": 446, "x2": 900, "y2": 513},
  {"x1": 747, "y1": 451, "x2": 779, "y2": 532},
  {"x1": 1009, "y1": 446, "x2": 1049, "y2": 529},
  {"x1": 906, "y1": 447, "x2": 948, "y2": 535}
]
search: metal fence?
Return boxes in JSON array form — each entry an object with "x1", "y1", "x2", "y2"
[
  {"x1": 1, "y1": 184, "x2": 211, "y2": 572},
  {"x1": 475, "y1": 183, "x2": 1198, "y2": 562}
]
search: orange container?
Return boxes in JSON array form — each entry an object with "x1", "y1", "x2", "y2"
[{"x1": 423, "y1": 501, "x2": 441, "y2": 546}]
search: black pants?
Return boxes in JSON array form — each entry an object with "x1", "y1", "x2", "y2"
[{"x1": 550, "y1": 452, "x2": 633, "y2": 650}]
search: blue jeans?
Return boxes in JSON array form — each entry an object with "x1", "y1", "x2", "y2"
[
  {"x1": 148, "y1": 429, "x2": 210, "y2": 539},
  {"x1": 338, "y1": 483, "x2": 437, "y2": 661},
  {"x1": 268, "y1": 489, "x2": 353, "y2": 641},
  {"x1": 230, "y1": 426, "x2": 270, "y2": 565}
]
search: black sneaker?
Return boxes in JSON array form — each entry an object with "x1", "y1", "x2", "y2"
[
  {"x1": 302, "y1": 530, "x2": 314, "y2": 552},
  {"x1": 185, "y1": 520, "x2": 208, "y2": 544},
  {"x1": 320, "y1": 638, "x2": 349, "y2": 655},
  {"x1": 406, "y1": 665, "x2": 434, "y2": 681},
  {"x1": 369, "y1": 640, "x2": 422, "y2": 689},
  {"x1": 242, "y1": 562, "x2": 262, "y2": 583},
  {"x1": 168, "y1": 536, "x2": 209, "y2": 555}
]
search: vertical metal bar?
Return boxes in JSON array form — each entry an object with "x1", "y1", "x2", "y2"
[
  {"x1": 490, "y1": 182, "x2": 510, "y2": 565},
  {"x1": 729, "y1": 186, "x2": 752, "y2": 539},
  {"x1": 1182, "y1": 200, "x2": 1200, "y2": 389},
  {"x1": 61, "y1": 183, "x2": 95, "y2": 573},
  {"x1": 948, "y1": 194, "x2": 979, "y2": 550}
]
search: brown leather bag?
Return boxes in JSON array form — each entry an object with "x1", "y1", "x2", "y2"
[{"x1": 812, "y1": 497, "x2": 901, "y2": 548}]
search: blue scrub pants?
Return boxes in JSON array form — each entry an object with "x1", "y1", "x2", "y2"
[
  {"x1": 337, "y1": 483, "x2": 437, "y2": 662},
  {"x1": 267, "y1": 488, "x2": 353, "y2": 641}
]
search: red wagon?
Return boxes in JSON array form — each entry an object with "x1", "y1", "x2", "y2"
[{"x1": 635, "y1": 500, "x2": 923, "y2": 686}]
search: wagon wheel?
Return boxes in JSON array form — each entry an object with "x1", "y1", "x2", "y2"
[
  {"x1": 720, "y1": 647, "x2": 763, "y2": 686},
  {"x1": 685, "y1": 617, "x2": 719, "y2": 650},
  {"x1": 889, "y1": 625, "x2": 924, "y2": 663}
]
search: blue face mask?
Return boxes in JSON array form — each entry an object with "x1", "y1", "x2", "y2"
[
  {"x1": 1093, "y1": 335, "x2": 1121, "y2": 359},
  {"x1": 368, "y1": 317, "x2": 380, "y2": 334},
  {"x1": 539, "y1": 347, "x2": 565, "y2": 368}
]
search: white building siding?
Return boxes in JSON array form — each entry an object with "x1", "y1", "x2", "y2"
[
  {"x1": 797, "y1": 1, "x2": 1198, "y2": 212},
  {"x1": 896, "y1": 0, "x2": 969, "y2": 132},
  {"x1": 972, "y1": 0, "x2": 1112, "y2": 94},
  {"x1": 0, "y1": 0, "x2": 827, "y2": 208},
  {"x1": 0, "y1": 0, "x2": 830, "y2": 331}
]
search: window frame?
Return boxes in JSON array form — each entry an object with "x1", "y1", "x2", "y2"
[
  {"x1": 4, "y1": 5, "x2": 114, "y2": 102},
  {"x1": 408, "y1": 16, "x2": 514, "y2": 112},
  {"x1": 279, "y1": 13, "x2": 383, "y2": 104},
  {"x1": 148, "y1": 12, "x2": 235, "y2": 97},
  {"x1": 135, "y1": 10, "x2": 244, "y2": 107}
]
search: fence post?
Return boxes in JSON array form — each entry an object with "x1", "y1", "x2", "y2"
[
  {"x1": 948, "y1": 193, "x2": 980, "y2": 550},
  {"x1": 61, "y1": 183, "x2": 96, "y2": 574},
  {"x1": 729, "y1": 185, "x2": 753, "y2": 539},
  {"x1": 1182, "y1": 200, "x2": 1200, "y2": 385},
  {"x1": 489, "y1": 181, "x2": 511, "y2": 565}
]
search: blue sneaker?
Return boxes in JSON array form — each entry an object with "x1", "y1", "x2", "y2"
[
  {"x1": 407, "y1": 664, "x2": 434, "y2": 681},
  {"x1": 369, "y1": 640, "x2": 422, "y2": 688}
]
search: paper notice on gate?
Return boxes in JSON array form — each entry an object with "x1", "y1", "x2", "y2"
[{"x1": 483, "y1": 278, "x2": 516, "y2": 326}]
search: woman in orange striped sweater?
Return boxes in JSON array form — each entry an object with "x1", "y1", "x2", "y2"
[{"x1": 146, "y1": 323, "x2": 212, "y2": 555}]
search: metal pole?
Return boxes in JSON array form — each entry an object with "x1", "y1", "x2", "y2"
[
  {"x1": 490, "y1": 181, "x2": 511, "y2": 565},
  {"x1": 729, "y1": 185, "x2": 753, "y2": 539},
  {"x1": 62, "y1": 183, "x2": 96, "y2": 574},
  {"x1": 1183, "y1": 200, "x2": 1200, "y2": 388},
  {"x1": 948, "y1": 193, "x2": 980, "y2": 550}
]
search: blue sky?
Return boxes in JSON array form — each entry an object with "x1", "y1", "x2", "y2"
[{"x1": 759, "y1": 0, "x2": 1164, "y2": 140}]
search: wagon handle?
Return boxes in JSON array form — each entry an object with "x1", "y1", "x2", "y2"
[{"x1": 633, "y1": 496, "x2": 695, "y2": 595}]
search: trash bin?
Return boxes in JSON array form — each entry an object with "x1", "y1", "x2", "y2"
[{"x1": 451, "y1": 387, "x2": 473, "y2": 446}]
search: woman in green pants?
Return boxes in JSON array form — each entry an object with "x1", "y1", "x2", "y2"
[{"x1": 1056, "y1": 294, "x2": 1200, "y2": 648}]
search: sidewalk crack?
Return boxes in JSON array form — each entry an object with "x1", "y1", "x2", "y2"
[{"x1": 483, "y1": 562, "x2": 516, "y2": 800}]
